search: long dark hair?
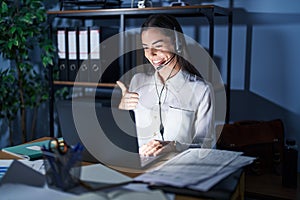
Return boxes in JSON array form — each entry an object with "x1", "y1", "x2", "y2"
[{"x1": 140, "y1": 14, "x2": 202, "y2": 78}]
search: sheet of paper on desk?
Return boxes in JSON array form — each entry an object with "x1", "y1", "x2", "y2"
[
  {"x1": 0, "y1": 159, "x2": 45, "y2": 181},
  {"x1": 188, "y1": 155, "x2": 256, "y2": 191},
  {"x1": 0, "y1": 183, "x2": 75, "y2": 200},
  {"x1": 80, "y1": 164, "x2": 133, "y2": 184},
  {"x1": 1, "y1": 160, "x2": 45, "y2": 187},
  {"x1": 135, "y1": 149, "x2": 243, "y2": 188},
  {"x1": 65, "y1": 190, "x2": 168, "y2": 200}
]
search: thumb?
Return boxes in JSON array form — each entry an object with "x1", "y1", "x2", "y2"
[{"x1": 116, "y1": 81, "x2": 128, "y2": 96}]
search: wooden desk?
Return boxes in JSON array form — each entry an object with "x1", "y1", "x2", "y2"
[
  {"x1": 245, "y1": 173, "x2": 300, "y2": 200},
  {"x1": 1, "y1": 137, "x2": 245, "y2": 200}
]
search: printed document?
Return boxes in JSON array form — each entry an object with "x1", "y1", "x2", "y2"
[{"x1": 135, "y1": 148, "x2": 251, "y2": 191}]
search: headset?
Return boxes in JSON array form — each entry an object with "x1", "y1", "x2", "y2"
[{"x1": 174, "y1": 27, "x2": 182, "y2": 54}]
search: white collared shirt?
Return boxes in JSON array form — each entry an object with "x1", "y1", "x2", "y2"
[{"x1": 129, "y1": 69, "x2": 215, "y2": 151}]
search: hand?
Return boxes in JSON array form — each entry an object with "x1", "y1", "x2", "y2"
[
  {"x1": 116, "y1": 81, "x2": 139, "y2": 110},
  {"x1": 139, "y1": 140, "x2": 176, "y2": 156}
]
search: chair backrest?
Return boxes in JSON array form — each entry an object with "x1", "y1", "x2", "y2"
[{"x1": 216, "y1": 119, "x2": 284, "y2": 175}]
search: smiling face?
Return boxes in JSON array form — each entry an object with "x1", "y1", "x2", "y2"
[{"x1": 141, "y1": 28, "x2": 176, "y2": 70}]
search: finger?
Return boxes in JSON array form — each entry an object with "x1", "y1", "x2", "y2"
[
  {"x1": 144, "y1": 145, "x2": 161, "y2": 156},
  {"x1": 153, "y1": 147, "x2": 166, "y2": 156},
  {"x1": 139, "y1": 145, "x2": 149, "y2": 156},
  {"x1": 119, "y1": 100, "x2": 138, "y2": 110},
  {"x1": 153, "y1": 141, "x2": 175, "y2": 156},
  {"x1": 139, "y1": 141, "x2": 160, "y2": 156},
  {"x1": 116, "y1": 81, "x2": 128, "y2": 96},
  {"x1": 139, "y1": 140, "x2": 162, "y2": 155},
  {"x1": 125, "y1": 103, "x2": 138, "y2": 110},
  {"x1": 124, "y1": 93, "x2": 139, "y2": 102},
  {"x1": 148, "y1": 139, "x2": 160, "y2": 146},
  {"x1": 152, "y1": 144, "x2": 171, "y2": 156},
  {"x1": 145, "y1": 143, "x2": 164, "y2": 156},
  {"x1": 139, "y1": 144, "x2": 147, "y2": 153}
]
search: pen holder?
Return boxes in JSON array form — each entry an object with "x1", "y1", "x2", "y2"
[{"x1": 42, "y1": 143, "x2": 83, "y2": 191}]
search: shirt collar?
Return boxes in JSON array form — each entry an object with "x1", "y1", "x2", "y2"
[{"x1": 154, "y1": 69, "x2": 188, "y2": 92}]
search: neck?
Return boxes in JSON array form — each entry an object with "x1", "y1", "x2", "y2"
[{"x1": 158, "y1": 58, "x2": 180, "y2": 83}]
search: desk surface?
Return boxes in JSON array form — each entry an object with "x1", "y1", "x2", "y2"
[{"x1": 1, "y1": 137, "x2": 244, "y2": 200}]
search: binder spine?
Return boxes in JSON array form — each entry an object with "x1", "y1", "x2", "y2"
[
  {"x1": 57, "y1": 28, "x2": 68, "y2": 81},
  {"x1": 67, "y1": 27, "x2": 78, "y2": 82},
  {"x1": 78, "y1": 27, "x2": 89, "y2": 82},
  {"x1": 99, "y1": 27, "x2": 120, "y2": 83},
  {"x1": 89, "y1": 26, "x2": 101, "y2": 83}
]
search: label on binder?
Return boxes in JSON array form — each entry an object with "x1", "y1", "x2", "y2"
[{"x1": 57, "y1": 29, "x2": 68, "y2": 81}]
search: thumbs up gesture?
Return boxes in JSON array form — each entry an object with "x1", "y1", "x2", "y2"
[{"x1": 116, "y1": 81, "x2": 139, "y2": 110}]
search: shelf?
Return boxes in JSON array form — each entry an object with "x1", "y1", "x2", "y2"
[
  {"x1": 54, "y1": 81, "x2": 116, "y2": 88},
  {"x1": 47, "y1": 5, "x2": 231, "y2": 18}
]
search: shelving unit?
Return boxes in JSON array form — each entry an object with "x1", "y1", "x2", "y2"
[{"x1": 47, "y1": 5, "x2": 232, "y2": 137}]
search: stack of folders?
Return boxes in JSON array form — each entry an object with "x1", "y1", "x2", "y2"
[
  {"x1": 135, "y1": 148, "x2": 255, "y2": 193},
  {"x1": 56, "y1": 26, "x2": 118, "y2": 83}
]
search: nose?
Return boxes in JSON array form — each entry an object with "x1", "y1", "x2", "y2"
[{"x1": 146, "y1": 48, "x2": 158, "y2": 59}]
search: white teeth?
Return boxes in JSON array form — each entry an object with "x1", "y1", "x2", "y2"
[{"x1": 153, "y1": 60, "x2": 164, "y2": 65}]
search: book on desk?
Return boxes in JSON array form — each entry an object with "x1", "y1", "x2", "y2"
[{"x1": 1, "y1": 138, "x2": 62, "y2": 161}]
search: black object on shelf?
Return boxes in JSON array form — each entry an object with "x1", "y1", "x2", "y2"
[
  {"x1": 282, "y1": 139, "x2": 298, "y2": 188},
  {"x1": 60, "y1": 0, "x2": 122, "y2": 10}
]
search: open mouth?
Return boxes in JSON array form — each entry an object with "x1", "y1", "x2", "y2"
[{"x1": 152, "y1": 59, "x2": 166, "y2": 67}]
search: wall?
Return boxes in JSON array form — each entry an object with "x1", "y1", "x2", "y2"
[{"x1": 203, "y1": 0, "x2": 300, "y2": 170}]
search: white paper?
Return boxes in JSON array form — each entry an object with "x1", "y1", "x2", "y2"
[
  {"x1": 123, "y1": 183, "x2": 175, "y2": 200},
  {"x1": 188, "y1": 156, "x2": 255, "y2": 191},
  {"x1": 0, "y1": 159, "x2": 45, "y2": 181},
  {"x1": 80, "y1": 164, "x2": 132, "y2": 184},
  {"x1": 107, "y1": 189, "x2": 168, "y2": 200},
  {"x1": 19, "y1": 159, "x2": 45, "y2": 174},
  {"x1": 1, "y1": 160, "x2": 45, "y2": 187},
  {"x1": 90, "y1": 29, "x2": 100, "y2": 59},
  {"x1": 79, "y1": 29, "x2": 88, "y2": 60},
  {"x1": 68, "y1": 30, "x2": 77, "y2": 60},
  {"x1": 57, "y1": 30, "x2": 66, "y2": 59},
  {"x1": 0, "y1": 183, "x2": 75, "y2": 200},
  {"x1": 65, "y1": 190, "x2": 168, "y2": 200},
  {"x1": 65, "y1": 192, "x2": 108, "y2": 200},
  {"x1": 135, "y1": 149, "x2": 243, "y2": 187},
  {"x1": 0, "y1": 160, "x2": 12, "y2": 181}
]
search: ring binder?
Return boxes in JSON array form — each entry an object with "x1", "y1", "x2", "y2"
[
  {"x1": 56, "y1": 26, "x2": 120, "y2": 83},
  {"x1": 57, "y1": 28, "x2": 68, "y2": 81},
  {"x1": 89, "y1": 26, "x2": 101, "y2": 83},
  {"x1": 98, "y1": 27, "x2": 120, "y2": 83},
  {"x1": 67, "y1": 27, "x2": 78, "y2": 82},
  {"x1": 78, "y1": 27, "x2": 89, "y2": 82}
]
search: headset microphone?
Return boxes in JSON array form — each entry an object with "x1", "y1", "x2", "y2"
[
  {"x1": 156, "y1": 53, "x2": 176, "y2": 71},
  {"x1": 156, "y1": 64, "x2": 165, "y2": 71}
]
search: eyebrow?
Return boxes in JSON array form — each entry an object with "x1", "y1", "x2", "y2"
[{"x1": 142, "y1": 39, "x2": 164, "y2": 46}]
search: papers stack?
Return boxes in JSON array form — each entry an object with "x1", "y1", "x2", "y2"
[{"x1": 135, "y1": 148, "x2": 255, "y2": 192}]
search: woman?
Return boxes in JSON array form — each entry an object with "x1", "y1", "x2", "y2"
[{"x1": 117, "y1": 14, "x2": 215, "y2": 156}]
